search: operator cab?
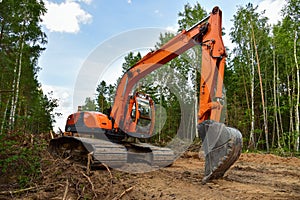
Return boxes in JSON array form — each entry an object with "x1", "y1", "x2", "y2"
[{"x1": 128, "y1": 92, "x2": 155, "y2": 138}]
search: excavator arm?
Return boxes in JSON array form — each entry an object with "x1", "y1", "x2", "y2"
[
  {"x1": 112, "y1": 7, "x2": 225, "y2": 135},
  {"x1": 111, "y1": 6, "x2": 243, "y2": 183}
]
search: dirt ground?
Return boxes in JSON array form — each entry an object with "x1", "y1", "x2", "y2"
[{"x1": 1, "y1": 150, "x2": 300, "y2": 200}]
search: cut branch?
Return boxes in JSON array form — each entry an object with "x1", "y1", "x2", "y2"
[
  {"x1": 62, "y1": 179, "x2": 69, "y2": 200},
  {"x1": 113, "y1": 186, "x2": 134, "y2": 200},
  {"x1": 81, "y1": 171, "x2": 97, "y2": 198}
]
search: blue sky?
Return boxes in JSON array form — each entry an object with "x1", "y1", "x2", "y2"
[{"x1": 38, "y1": 0, "x2": 286, "y2": 130}]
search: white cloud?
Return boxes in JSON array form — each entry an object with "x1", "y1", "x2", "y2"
[
  {"x1": 165, "y1": 24, "x2": 178, "y2": 33},
  {"x1": 257, "y1": 0, "x2": 286, "y2": 25},
  {"x1": 69, "y1": 0, "x2": 93, "y2": 5},
  {"x1": 127, "y1": 0, "x2": 132, "y2": 4},
  {"x1": 42, "y1": 0, "x2": 92, "y2": 33},
  {"x1": 42, "y1": 84, "x2": 74, "y2": 132}
]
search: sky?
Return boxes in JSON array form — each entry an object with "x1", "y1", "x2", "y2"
[{"x1": 38, "y1": 0, "x2": 286, "y2": 131}]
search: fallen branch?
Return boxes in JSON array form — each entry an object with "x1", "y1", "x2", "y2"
[
  {"x1": 103, "y1": 163, "x2": 114, "y2": 199},
  {"x1": 102, "y1": 163, "x2": 113, "y2": 179},
  {"x1": 113, "y1": 186, "x2": 134, "y2": 200},
  {"x1": 81, "y1": 171, "x2": 97, "y2": 198},
  {"x1": 62, "y1": 179, "x2": 69, "y2": 200},
  {"x1": 87, "y1": 152, "x2": 93, "y2": 175},
  {"x1": 0, "y1": 183, "x2": 61, "y2": 195},
  {"x1": 50, "y1": 130, "x2": 54, "y2": 139},
  {"x1": 63, "y1": 155, "x2": 72, "y2": 162},
  {"x1": 0, "y1": 186, "x2": 37, "y2": 195}
]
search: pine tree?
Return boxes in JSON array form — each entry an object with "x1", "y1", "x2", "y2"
[{"x1": 0, "y1": 0, "x2": 56, "y2": 134}]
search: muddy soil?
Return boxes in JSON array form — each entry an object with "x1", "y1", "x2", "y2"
[{"x1": 1, "y1": 151, "x2": 299, "y2": 200}]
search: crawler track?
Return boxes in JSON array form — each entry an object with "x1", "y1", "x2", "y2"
[{"x1": 48, "y1": 136, "x2": 175, "y2": 170}]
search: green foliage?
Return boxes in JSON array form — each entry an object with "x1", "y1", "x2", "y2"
[
  {"x1": 88, "y1": 53, "x2": 144, "y2": 115},
  {"x1": 0, "y1": 131, "x2": 46, "y2": 188},
  {"x1": 0, "y1": 0, "x2": 58, "y2": 190},
  {"x1": 82, "y1": 97, "x2": 97, "y2": 111},
  {"x1": 122, "y1": 52, "x2": 142, "y2": 73},
  {"x1": 95, "y1": 80, "x2": 114, "y2": 114},
  {"x1": 178, "y1": 2, "x2": 207, "y2": 31},
  {"x1": 227, "y1": 3, "x2": 272, "y2": 149},
  {"x1": 0, "y1": 0, "x2": 56, "y2": 134}
]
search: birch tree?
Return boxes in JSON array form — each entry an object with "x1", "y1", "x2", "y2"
[
  {"x1": 276, "y1": 0, "x2": 300, "y2": 151},
  {"x1": 230, "y1": 3, "x2": 272, "y2": 150},
  {"x1": 293, "y1": 30, "x2": 299, "y2": 151}
]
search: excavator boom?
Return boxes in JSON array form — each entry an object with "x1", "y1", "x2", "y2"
[{"x1": 111, "y1": 12, "x2": 214, "y2": 135}]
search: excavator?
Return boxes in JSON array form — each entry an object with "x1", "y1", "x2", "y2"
[{"x1": 48, "y1": 6, "x2": 242, "y2": 184}]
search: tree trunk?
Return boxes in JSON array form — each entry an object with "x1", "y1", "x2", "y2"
[
  {"x1": 294, "y1": 30, "x2": 299, "y2": 151},
  {"x1": 193, "y1": 47, "x2": 199, "y2": 138},
  {"x1": 9, "y1": 39, "x2": 24, "y2": 130},
  {"x1": 249, "y1": 38, "x2": 255, "y2": 149},
  {"x1": 251, "y1": 23, "x2": 269, "y2": 152},
  {"x1": 194, "y1": 77, "x2": 198, "y2": 138},
  {"x1": 8, "y1": 57, "x2": 18, "y2": 130},
  {"x1": 159, "y1": 92, "x2": 162, "y2": 142},
  {"x1": 273, "y1": 45, "x2": 281, "y2": 149},
  {"x1": 287, "y1": 57, "x2": 294, "y2": 150},
  {"x1": 0, "y1": 17, "x2": 4, "y2": 46},
  {"x1": 0, "y1": 99, "x2": 9, "y2": 134}
]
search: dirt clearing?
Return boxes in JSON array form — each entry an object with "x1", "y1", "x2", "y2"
[{"x1": 1, "y1": 151, "x2": 299, "y2": 200}]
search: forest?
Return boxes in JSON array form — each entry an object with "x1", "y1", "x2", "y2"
[
  {"x1": 0, "y1": 0, "x2": 299, "y2": 197},
  {"x1": 0, "y1": 0, "x2": 57, "y2": 188}
]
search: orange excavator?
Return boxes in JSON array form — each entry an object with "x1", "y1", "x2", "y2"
[{"x1": 49, "y1": 6, "x2": 242, "y2": 184}]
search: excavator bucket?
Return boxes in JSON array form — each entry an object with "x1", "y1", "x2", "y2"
[{"x1": 198, "y1": 120, "x2": 242, "y2": 184}]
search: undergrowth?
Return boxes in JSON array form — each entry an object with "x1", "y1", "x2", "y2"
[{"x1": 0, "y1": 131, "x2": 48, "y2": 188}]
